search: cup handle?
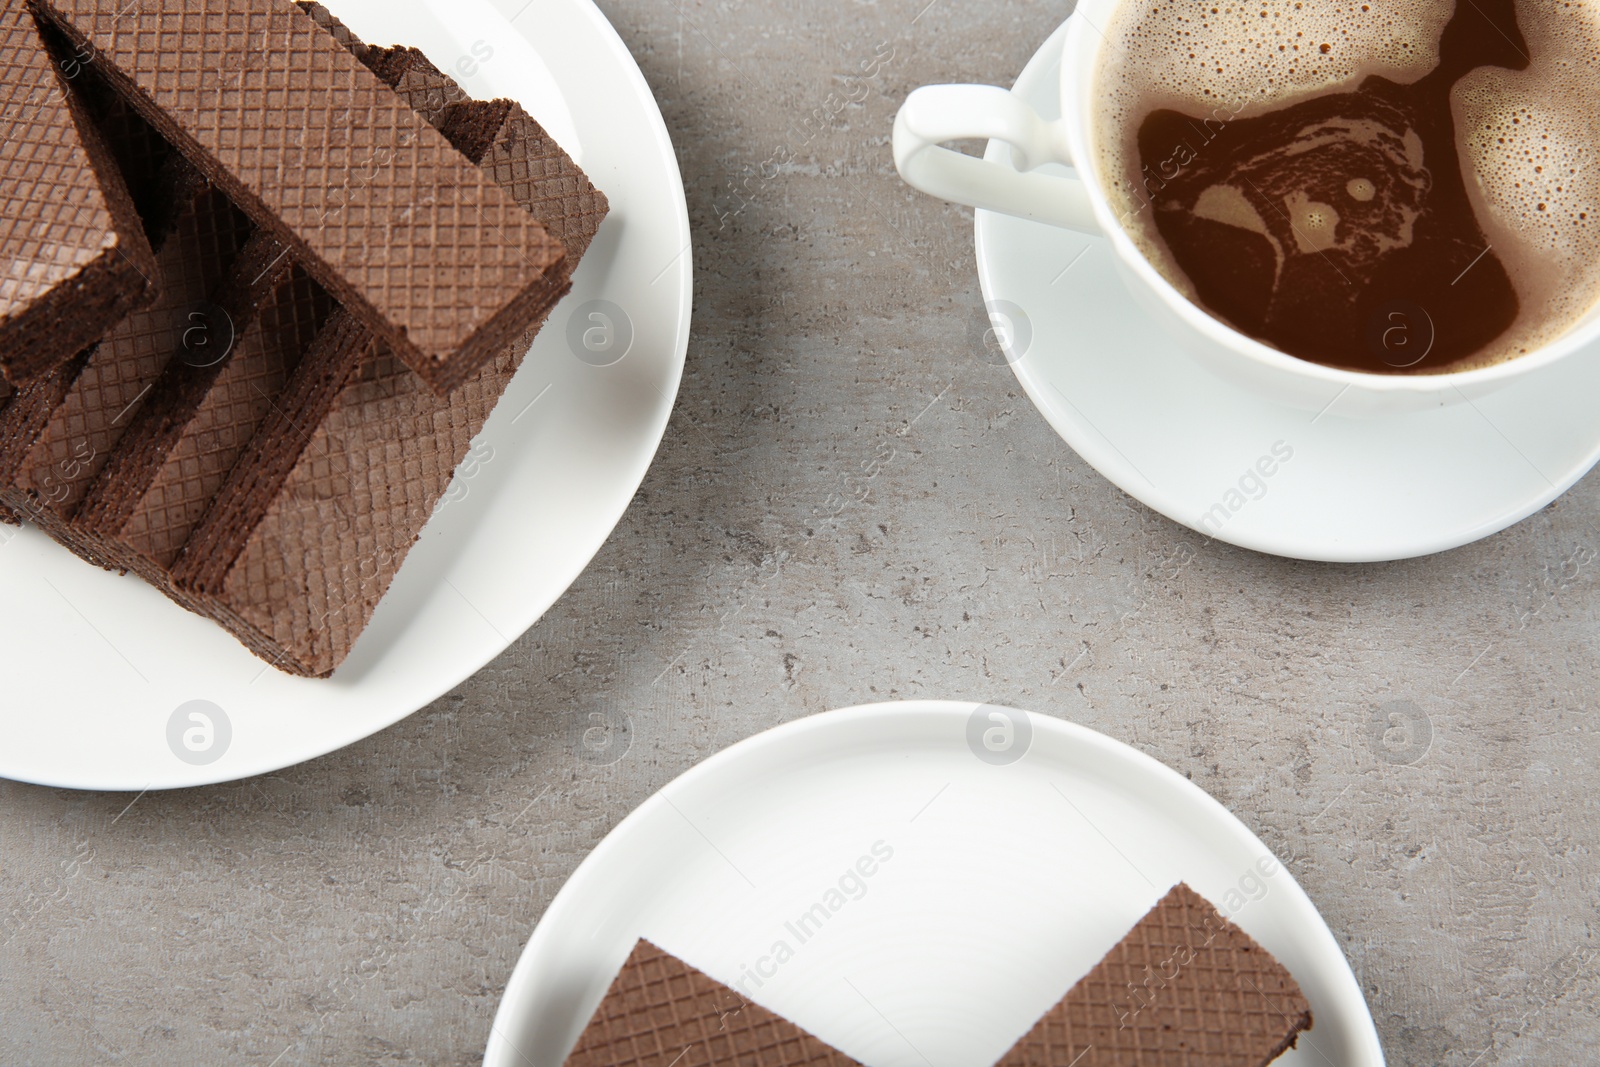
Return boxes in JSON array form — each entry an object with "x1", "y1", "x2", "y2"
[{"x1": 893, "y1": 84, "x2": 1098, "y2": 234}]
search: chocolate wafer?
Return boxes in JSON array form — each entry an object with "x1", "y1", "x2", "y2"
[
  {"x1": 4, "y1": 4, "x2": 606, "y2": 676},
  {"x1": 166, "y1": 47, "x2": 607, "y2": 676},
  {"x1": 0, "y1": 0, "x2": 155, "y2": 385},
  {"x1": 565, "y1": 940, "x2": 860, "y2": 1067},
  {"x1": 80, "y1": 28, "x2": 469, "y2": 587},
  {"x1": 168, "y1": 49, "x2": 493, "y2": 599},
  {"x1": 34, "y1": 0, "x2": 570, "y2": 395},
  {"x1": 192, "y1": 269, "x2": 595, "y2": 674},
  {"x1": 997, "y1": 883, "x2": 1313, "y2": 1067}
]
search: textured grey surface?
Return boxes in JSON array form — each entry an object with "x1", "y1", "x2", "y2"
[{"x1": 3, "y1": 0, "x2": 1600, "y2": 1064}]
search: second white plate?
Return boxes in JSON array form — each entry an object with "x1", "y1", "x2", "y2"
[{"x1": 485, "y1": 701, "x2": 1385, "y2": 1066}]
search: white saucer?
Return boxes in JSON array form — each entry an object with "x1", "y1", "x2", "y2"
[
  {"x1": 977, "y1": 23, "x2": 1600, "y2": 563},
  {"x1": 0, "y1": 0, "x2": 690, "y2": 791},
  {"x1": 484, "y1": 701, "x2": 1384, "y2": 1067}
]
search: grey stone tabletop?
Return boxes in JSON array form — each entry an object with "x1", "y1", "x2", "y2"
[{"x1": 3, "y1": 0, "x2": 1598, "y2": 1063}]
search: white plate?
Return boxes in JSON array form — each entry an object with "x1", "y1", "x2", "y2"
[
  {"x1": 0, "y1": 0, "x2": 691, "y2": 791},
  {"x1": 484, "y1": 701, "x2": 1384, "y2": 1067},
  {"x1": 978, "y1": 23, "x2": 1600, "y2": 563}
]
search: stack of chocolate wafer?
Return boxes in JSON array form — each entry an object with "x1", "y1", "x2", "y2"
[{"x1": 0, "y1": 0, "x2": 607, "y2": 677}]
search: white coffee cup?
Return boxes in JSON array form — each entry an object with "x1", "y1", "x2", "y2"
[{"x1": 892, "y1": 2, "x2": 1600, "y2": 418}]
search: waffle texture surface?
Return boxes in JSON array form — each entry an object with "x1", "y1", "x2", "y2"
[
  {"x1": 996, "y1": 883, "x2": 1313, "y2": 1067},
  {"x1": 564, "y1": 941, "x2": 861, "y2": 1067}
]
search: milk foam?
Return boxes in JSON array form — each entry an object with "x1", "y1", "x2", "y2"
[{"x1": 1094, "y1": 0, "x2": 1600, "y2": 370}]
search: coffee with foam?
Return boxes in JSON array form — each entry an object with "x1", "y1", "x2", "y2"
[{"x1": 1094, "y1": 1, "x2": 1600, "y2": 373}]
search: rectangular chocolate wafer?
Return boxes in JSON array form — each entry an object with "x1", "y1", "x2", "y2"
[
  {"x1": 168, "y1": 44, "x2": 495, "y2": 599},
  {"x1": 34, "y1": 0, "x2": 571, "y2": 395},
  {"x1": 160, "y1": 36, "x2": 606, "y2": 675},
  {"x1": 565, "y1": 940, "x2": 860, "y2": 1067},
  {"x1": 997, "y1": 883, "x2": 1313, "y2": 1067},
  {"x1": 1, "y1": 0, "x2": 155, "y2": 385},
  {"x1": 64, "y1": 21, "x2": 454, "y2": 581}
]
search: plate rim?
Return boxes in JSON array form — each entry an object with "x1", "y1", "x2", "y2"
[
  {"x1": 979, "y1": 22, "x2": 1600, "y2": 564},
  {"x1": 484, "y1": 699, "x2": 1386, "y2": 1066}
]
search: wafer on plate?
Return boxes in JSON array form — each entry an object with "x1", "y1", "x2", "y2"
[
  {"x1": 998, "y1": 883, "x2": 1313, "y2": 1067},
  {"x1": 565, "y1": 941, "x2": 860, "y2": 1067}
]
